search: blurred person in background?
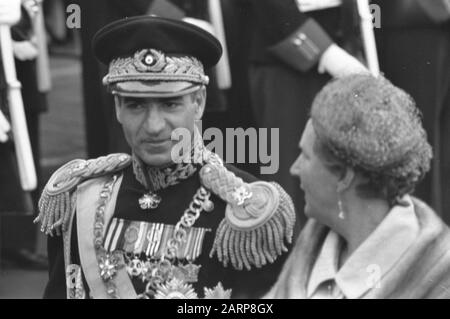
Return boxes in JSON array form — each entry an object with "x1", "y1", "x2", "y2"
[
  {"x1": 373, "y1": 0, "x2": 450, "y2": 224},
  {"x1": 0, "y1": 0, "x2": 48, "y2": 269},
  {"x1": 44, "y1": 0, "x2": 71, "y2": 46},
  {"x1": 0, "y1": 56, "x2": 34, "y2": 268},
  {"x1": 241, "y1": 0, "x2": 368, "y2": 231}
]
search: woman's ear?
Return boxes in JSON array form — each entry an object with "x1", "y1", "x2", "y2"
[
  {"x1": 194, "y1": 86, "x2": 206, "y2": 120},
  {"x1": 336, "y1": 166, "x2": 355, "y2": 193}
]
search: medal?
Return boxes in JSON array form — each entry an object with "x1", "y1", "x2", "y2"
[
  {"x1": 98, "y1": 251, "x2": 124, "y2": 281},
  {"x1": 204, "y1": 282, "x2": 232, "y2": 299},
  {"x1": 127, "y1": 256, "x2": 144, "y2": 277},
  {"x1": 154, "y1": 278, "x2": 198, "y2": 299},
  {"x1": 139, "y1": 192, "x2": 162, "y2": 210},
  {"x1": 172, "y1": 263, "x2": 201, "y2": 283}
]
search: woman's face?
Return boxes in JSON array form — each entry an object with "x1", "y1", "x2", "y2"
[{"x1": 290, "y1": 120, "x2": 340, "y2": 224}]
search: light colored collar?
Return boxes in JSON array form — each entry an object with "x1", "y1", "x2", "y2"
[
  {"x1": 308, "y1": 195, "x2": 420, "y2": 299},
  {"x1": 306, "y1": 231, "x2": 341, "y2": 297}
]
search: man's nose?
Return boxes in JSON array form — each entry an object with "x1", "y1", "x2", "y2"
[
  {"x1": 144, "y1": 105, "x2": 165, "y2": 134},
  {"x1": 290, "y1": 157, "x2": 301, "y2": 176}
]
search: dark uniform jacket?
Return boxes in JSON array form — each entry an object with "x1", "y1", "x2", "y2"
[
  {"x1": 245, "y1": 0, "x2": 361, "y2": 71},
  {"x1": 40, "y1": 154, "x2": 295, "y2": 299}
]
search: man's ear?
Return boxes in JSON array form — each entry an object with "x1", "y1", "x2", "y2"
[
  {"x1": 193, "y1": 86, "x2": 206, "y2": 120},
  {"x1": 336, "y1": 166, "x2": 355, "y2": 193},
  {"x1": 114, "y1": 95, "x2": 123, "y2": 124}
]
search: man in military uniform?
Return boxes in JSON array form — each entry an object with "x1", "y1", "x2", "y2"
[{"x1": 35, "y1": 16, "x2": 296, "y2": 299}]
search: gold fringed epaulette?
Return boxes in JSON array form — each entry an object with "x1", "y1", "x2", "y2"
[
  {"x1": 34, "y1": 153, "x2": 131, "y2": 236},
  {"x1": 200, "y1": 164, "x2": 296, "y2": 271}
]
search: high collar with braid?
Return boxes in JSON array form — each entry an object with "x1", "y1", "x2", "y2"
[{"x1": 132, "y1": 127, "x2": 206, "y2": 192}]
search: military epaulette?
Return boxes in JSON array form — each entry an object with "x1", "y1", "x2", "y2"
[
  {"x1": 199, "y1": 163, "x2": 296, "y2": 271},
  {"x1": 34, "y1": 153, "x2": 131, "y2": 236}
]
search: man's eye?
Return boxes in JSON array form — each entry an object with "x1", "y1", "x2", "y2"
[
  {"x1": 126, "y1": 102, "x2": 143, "y2": 109},
  {"x1": 164, "y1": 101, "x2": 181, "y2": 109}
]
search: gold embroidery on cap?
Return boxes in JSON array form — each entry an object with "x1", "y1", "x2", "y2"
[{"x1": 103, "y1": 49, "x2": 209, "y2": 86}]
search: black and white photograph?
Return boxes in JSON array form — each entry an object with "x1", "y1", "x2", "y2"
[{"x1": 0, "y1": 0, "x2": 449, "y2": 301}]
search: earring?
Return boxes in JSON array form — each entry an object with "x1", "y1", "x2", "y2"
[{"x1": 338, "y1": 198, "x2": 345, "y2": 220}]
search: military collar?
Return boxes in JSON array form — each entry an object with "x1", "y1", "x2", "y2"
[
  {"x1": 132, "y1": 128, "x2": 206, "y2": 192},
  {"x1": 132, "y1": 156, "x2": 198, "y2": 192}
]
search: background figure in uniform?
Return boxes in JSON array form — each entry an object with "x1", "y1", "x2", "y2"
[
  {"x1": 243, "y1": 0, "x2": 367, "y2": 227},
  {"x1": 0, "y1": 47, "x2": 34, "y2": 267},
  {"x1": 373, "y1": 0, "x2": 450, "y2": 223},
  {"x1": 0, "y1": 0, "x2": 47, "y2": 269},
  {"x1": 12, "y1": 0, "x2": 47, "y2": 204}
]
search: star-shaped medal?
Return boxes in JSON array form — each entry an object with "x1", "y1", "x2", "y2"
[
  {"x1": 139, "y1": 192, "x2": 162, "y2": 210},
  {"x1": 98, "y1": 251, "x2": 123, "y2": 281},
  {"x1": 204, "y1": 282, "x2": 232, "y2": 299}
]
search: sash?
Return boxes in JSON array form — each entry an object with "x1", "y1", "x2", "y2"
[{"x1": 76, "y1": 174, "x2": 137, "y2": 299}]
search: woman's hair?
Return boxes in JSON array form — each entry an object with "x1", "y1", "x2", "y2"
[{"x1": 310, "y1": 74, "x2": 432, "y2": 205}]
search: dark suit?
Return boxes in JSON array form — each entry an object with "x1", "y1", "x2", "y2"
[
  {"x1": 244, "y1": 0, "x2": 360, "y2": 229},
  {"x1": 373, "y1": 0, "x2": 450, "y2": 222}
]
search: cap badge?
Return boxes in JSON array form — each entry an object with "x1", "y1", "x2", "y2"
[
  {"x1": 104, "y1": 49, "x2": 209, "y2": 86},
  {"x1": 134, "y1": 49, "x2": 165, "y2": 73},
  {"x1": 144, "y1": 54, "x2": 155, "y2": 66}
]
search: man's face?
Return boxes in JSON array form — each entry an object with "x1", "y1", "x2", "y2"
[{"x1": 115, "y1": 88, "x2": 206, "y2": 167}]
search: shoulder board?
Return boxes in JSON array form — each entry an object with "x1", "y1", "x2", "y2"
[
  {"x1": 200, "y1": 163, "x2": 296, "y2": 271},
  {"x1": 34, "y1": 153, "x2": 131, "y2": 236}
]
